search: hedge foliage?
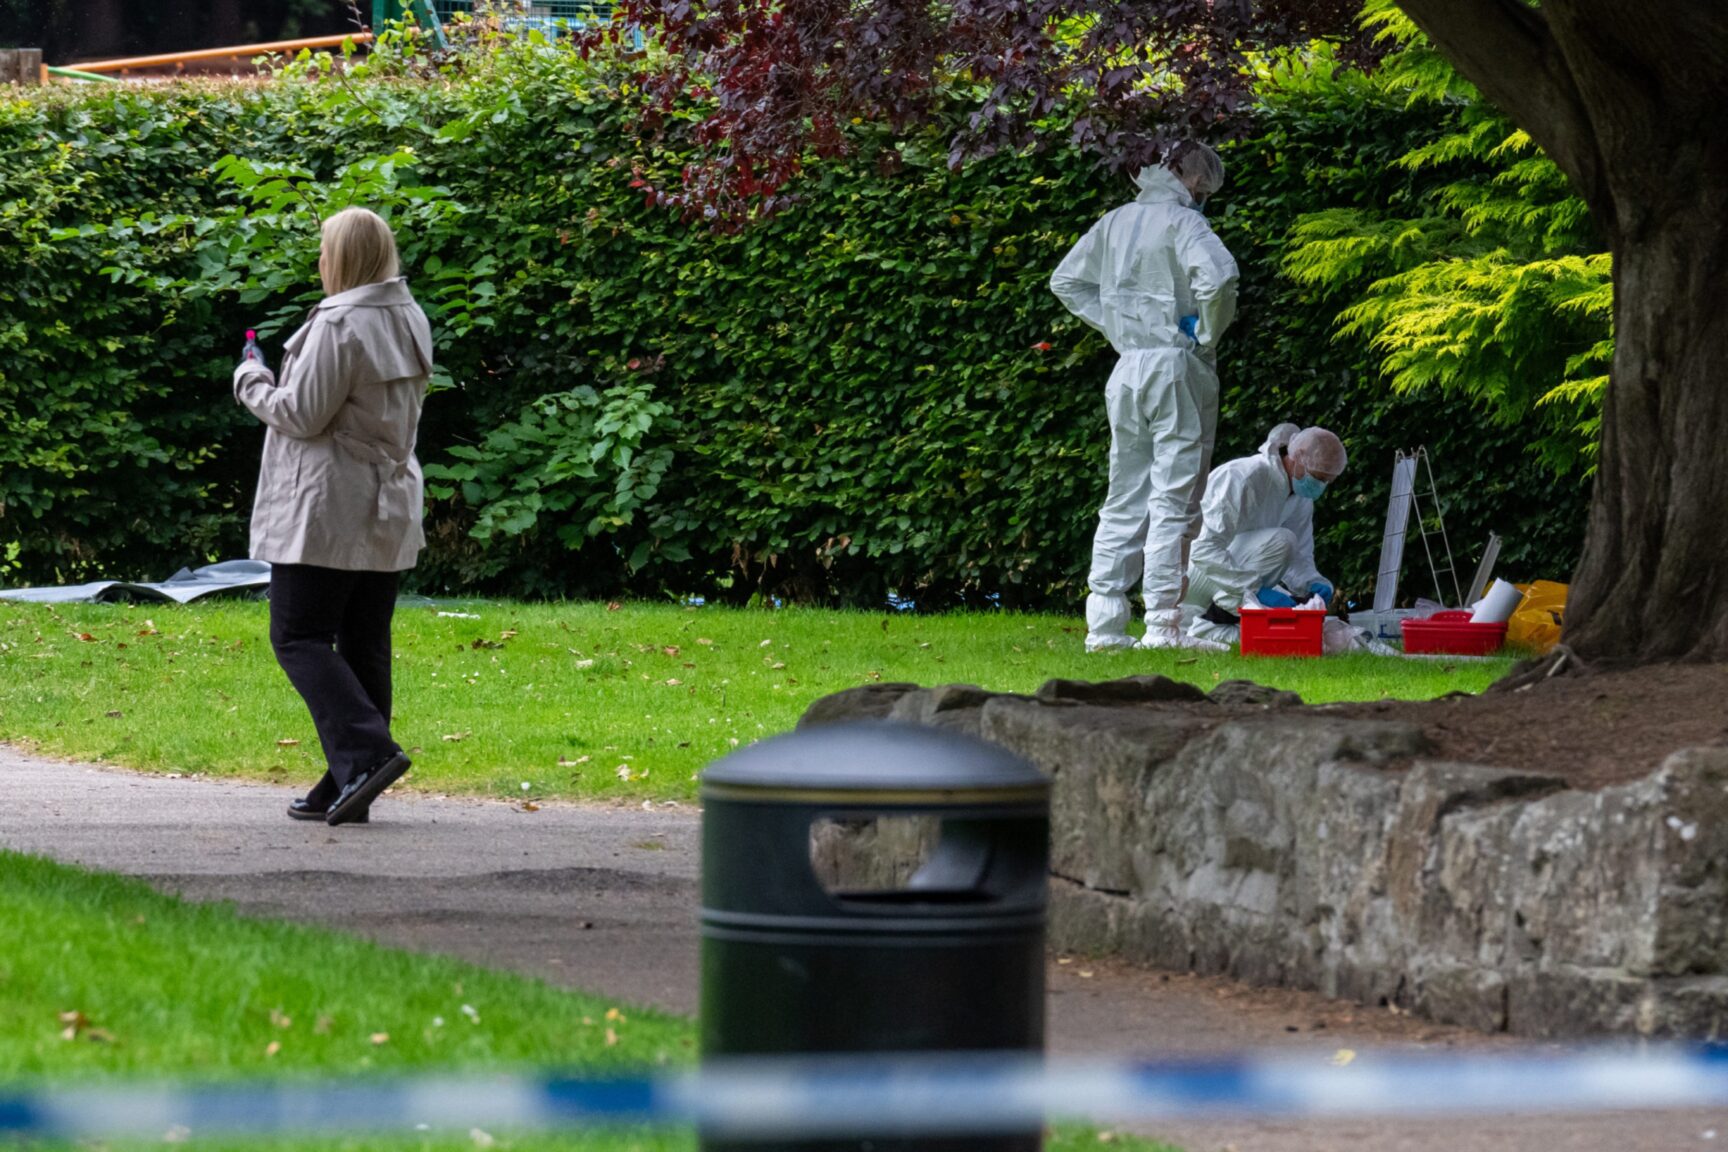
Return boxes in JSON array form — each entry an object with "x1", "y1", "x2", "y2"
[{"x1": 0, "y1": 27, "x2": 1588, "y2": 606}]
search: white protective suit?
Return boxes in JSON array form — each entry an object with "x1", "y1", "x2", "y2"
[
  {"x1": 1050, "y1": 165, "x2": 1240, "y2": 645},
  {"x1": 1183, "y1": 424, "x2": 1331, "y2": 628}
]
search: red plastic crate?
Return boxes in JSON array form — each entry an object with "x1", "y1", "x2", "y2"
[
  {"x1": 1238, "y1": 607, "x2": 1325, "y2": 657},
  {"x1": 1401, "y1": 610, "x2": 1508, "y2": 656}
]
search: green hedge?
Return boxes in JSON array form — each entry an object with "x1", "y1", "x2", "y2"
[{"x1": 0, "y1": 36, "x2": 1587, "y2": 606}]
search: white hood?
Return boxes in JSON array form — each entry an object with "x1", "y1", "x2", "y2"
[{"x1": 1132, "y1": 164, "x2": 1198, "y2": 207}]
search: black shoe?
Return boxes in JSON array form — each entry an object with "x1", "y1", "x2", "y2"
[
  {"x1": 288, "y1": 797, "x2": 367, "y2": 824},
  {"x1": 326, "y1": 752, "x2": 410, "y2": 827}
]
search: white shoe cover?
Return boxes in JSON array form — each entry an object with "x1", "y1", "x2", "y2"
[{"x1": 1085, "y1": 632, "x2": 1139, "y2": 653}]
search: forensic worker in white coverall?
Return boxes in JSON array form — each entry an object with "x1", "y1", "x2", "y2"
[
  {"x1": 1050, "y1": 141, "x2": 1240, "y2": 652},
  {"x1": 1182, "y1": 424, "x2": 1349, "y2": 645}
]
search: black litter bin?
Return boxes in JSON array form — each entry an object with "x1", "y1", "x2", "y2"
[{"x1": 700, "y1": 721, "x2": 1050, "y2": 1152}]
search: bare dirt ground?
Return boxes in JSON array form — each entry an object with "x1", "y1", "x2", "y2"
[{"x1": 1326, "y1": 661, "x2": 1728, "y2": 789}]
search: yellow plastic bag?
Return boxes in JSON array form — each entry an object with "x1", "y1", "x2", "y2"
[{"x1": 1506, "y1": 581, "x2": 1567, "y2": 654}]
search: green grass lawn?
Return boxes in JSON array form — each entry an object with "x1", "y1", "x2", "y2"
[
  {"x1": 0, "y1": 599, "x2": 1511, "y2": 804},
  {"x1": 1, "y1": 848, "x2": 1174, "y2": 1152},
  {"x1": 0, "y1": 847, "x2": 688, "y2": 1151}
]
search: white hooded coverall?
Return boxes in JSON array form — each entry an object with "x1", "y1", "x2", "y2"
[
  {"x1": 1183, "y1": 424, "x2": 1330, "y2": 624},
  {"x1": 1050, "y1": 166, "x2": 1240, "y2": 640}
]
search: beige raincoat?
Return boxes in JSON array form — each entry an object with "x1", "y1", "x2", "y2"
[{"x1": 234, "y1": 278, "x2": 433, "y2": 572}]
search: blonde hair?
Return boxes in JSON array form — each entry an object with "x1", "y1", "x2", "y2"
[{"x1": 320, "y1": 207, "x2": 401, "y2": 296}]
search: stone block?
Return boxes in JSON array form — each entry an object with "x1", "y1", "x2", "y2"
[
  {"x1": 1209, "y1": 679, "x2": 1304, "y2": 708},
  {"x1": 794, "y1": 677, "x2": 1728, "y2": 1038},
  {"x1": 982, "y1": 697, "x2": 1207, "y2": 894},
  {"x1": 797, "y1": 682, "x2": 920, "y2": 728},
  {"x1": 1035, "y1": 675, "x2": 1208, "y2": 706}
]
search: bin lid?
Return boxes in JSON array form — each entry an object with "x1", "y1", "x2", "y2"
[{"x1": 701, "y1": 722, "x2": 1048, "y2": 804}]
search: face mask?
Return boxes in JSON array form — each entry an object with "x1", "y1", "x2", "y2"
[{"x1": 1293, "y1": 474, "x2": 1327, "y2": 501}]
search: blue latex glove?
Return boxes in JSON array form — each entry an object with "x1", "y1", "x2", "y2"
[
  {"x1": 1255, "y1": 586, "x2": 1297, "y2": 609},
  {"x1": 1178, "y1": 314, "x2": 1199, "y2": 342},
  {"x1": 1308, "y1": 580, "x2": 1334, "y2": 605}
]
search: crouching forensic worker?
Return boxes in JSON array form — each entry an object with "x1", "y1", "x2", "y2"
[
  {"x1": 234, "y1": 207, "x2": 433, "y2": 827},
  {"x1": 1050, "y1": 141, "x2": 1240, "y2": 652},
  {"x1": 1182, "y1": 424, "x2": 1348, "y2": 646}
]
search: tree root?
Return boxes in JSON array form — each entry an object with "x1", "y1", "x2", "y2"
[{"x1": 1487, "y1": 643, "x2": 1589, "y2": 693}]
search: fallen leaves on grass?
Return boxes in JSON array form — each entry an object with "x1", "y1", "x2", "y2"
[
  {"x1": 370, "y1": 1032, "x2": 390, "y2": 1046},
  {"x1": 270, "y1": 1008, "x2": 292, "y2": 1029},
  {"x1": 558, "y1": 755, "x2": 590, "y2": 767},
  {"x1": 662, "y1": 645, "x2": 681, "y2": 657},
  {"x1": 265, "y1": 1041, "x2": 281, "y2": 1058},
  {"x1": 58, "y1": 1010, "x2": 115, "y2": 1043},
  {"x1": 314, "y1": 1015, "x2": 333, "y2": 1035},
  {"x1": 442, "y1": 732, "x2": 471, "y2": 743},
  {"x1": 606, "y1": 601, "x2": 623, "y2": 612},
  {"x1": 276, "y1": 738, "x2": 300, "y2": 748}
]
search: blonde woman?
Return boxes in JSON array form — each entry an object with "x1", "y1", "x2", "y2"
[{"x1": 234, "y1": 207, "x2": 433, "y2": 827}]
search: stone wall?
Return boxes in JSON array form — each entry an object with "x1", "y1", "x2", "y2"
[{"x1": 800, "y1": 679, "x2": 1728, "y2": 1038}]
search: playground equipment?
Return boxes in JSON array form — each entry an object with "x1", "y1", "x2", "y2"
[
  {"x1": 64, "y1": 33, "x2": 375, "y2": 77},
  {"x1": 23, "y1": 4, "x2": 626, "y2": 87},
  {"x1": 374, "y1": 0, "x2": 622, "y2": 39}
]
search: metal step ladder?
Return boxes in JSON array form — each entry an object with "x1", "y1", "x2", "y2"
[{"x1": 1365, "y1": 447, "x2": 1464, "y2": 636}]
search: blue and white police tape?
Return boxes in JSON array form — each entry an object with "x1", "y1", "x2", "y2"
[{"x1": 6, "y1": 1048, "x2": 1728, "y2": 1141}]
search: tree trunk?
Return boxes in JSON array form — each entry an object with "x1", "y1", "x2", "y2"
[
  {"x1": 1564, "y1": 185, "x2": 1728, "y2": 661},
  {"x1": 1398, "y1": 0, "x2": 1728, "y2": 664}
]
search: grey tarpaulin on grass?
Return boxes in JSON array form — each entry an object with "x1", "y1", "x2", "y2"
[{"x1": 0, "y1": 560, "x2": 272, "y2": 605}]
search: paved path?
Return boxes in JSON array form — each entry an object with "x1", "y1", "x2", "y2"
[{"x1": 3, "y1": 745, "x2": 1721, "y2": 1151}]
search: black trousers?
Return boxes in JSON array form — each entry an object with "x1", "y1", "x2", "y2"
[{"x1": 268, "y1": 563, "x2": 402, "y2": 799}]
